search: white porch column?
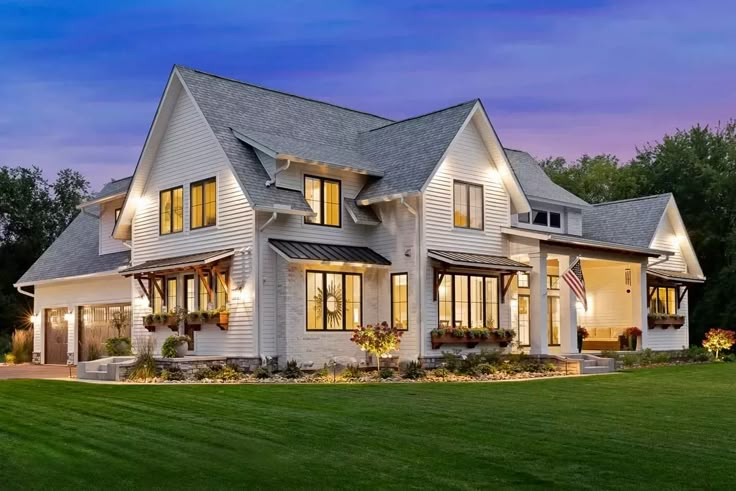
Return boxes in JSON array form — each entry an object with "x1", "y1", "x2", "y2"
[
  {"x1": 529, "y1": 251, "x2": 548, "y2": 355},
  {"x1": 558, "y1": 255, "x2": 578, "y2": 354},
  {"x1": 636, "y1": 261, "x2": 649, "y2": 350}
]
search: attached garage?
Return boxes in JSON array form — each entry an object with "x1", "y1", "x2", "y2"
[{"x1": 78, "y1": 303, "x2": 132, "y2": 362}]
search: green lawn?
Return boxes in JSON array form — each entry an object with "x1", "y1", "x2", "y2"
[{"x1": 0, "y1": 365, "x2": 734, "y2": 490}]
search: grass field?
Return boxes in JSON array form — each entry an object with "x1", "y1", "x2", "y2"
[{"x1": 0, "y1": 364, "x2": 734, "y2": 490}]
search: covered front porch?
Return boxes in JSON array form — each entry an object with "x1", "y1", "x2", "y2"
[{"x1": 508, "y1": 241, "x2": 655, "y2": 356}]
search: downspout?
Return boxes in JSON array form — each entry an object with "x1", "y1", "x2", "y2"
[
  {"x1": 255, "y1": 211, "x2": 277, "y2": 364},
  {"x1": 16, "y1": 285, "x2": 35, "y2": 298},
  {"x1": 265, "y1": 159, "x2": 291, "y2": 187},
  {"x1": 401, "y1": 196, "x2": 423, "y2": 360},
  {"x1": 259, "y1": 212, "x2": 278, "y2": 231}
]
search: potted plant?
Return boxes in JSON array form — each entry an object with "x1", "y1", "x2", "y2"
[
  {"x1": 577, "y1": 326, "x2": 589, "y2": 353},
  {"x1": 105, "y1": 311, "x2": 132, "y2": 355},
  {"x1": 624, "y1": 326, "x2": 642, "y2": 351},
  {"x1": 161, "y1": 334, "x2": 191, "y2": 358}
]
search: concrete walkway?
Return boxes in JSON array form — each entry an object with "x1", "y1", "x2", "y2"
[{"x1": 0, "y1": 364, "x2": 74, "y2": 380}]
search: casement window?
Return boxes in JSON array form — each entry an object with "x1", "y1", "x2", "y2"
[
  {"x1": 152, "y1": 278, "x2": 164, "y2": 313},
  {"x1": 184, "y1": 275, "x2": 196, "y2": 312},
  {"x1": 453, "y1": 181, "x2": 483, "y2": 230},
  {"x1": 160, "y1": 186, "x2": 183, "y2": 235},
  {"x1": 518, "y1": 210, "x2": 561, "y2": 228},
  {"x1": 191, "y1": 177, "x2": 217, "y2": 229},
  {"x1": 438, "y1": 274, "x2": 499, "y2": 329},
  {"x1": 517, "y1": 272, "x2": 530, "y2": 289},
  {"x1": 306, "y1": 271, "x2": 362, "y2": 330},
  {"x1": 391, "y1": 273, "x2": 409, "y2": 330},
  {"x1": 198, "y1": 272, "x2": 229, "y2": 310},
  {"x1": 649, "y1": 287, "x2": 678, "y2": 315},
  {"x1": 304, "y1": 176, "x2": 341, "y2": 227},
  {"x1": 547, "y1": 275, "x2": 560, "y2": 290}
]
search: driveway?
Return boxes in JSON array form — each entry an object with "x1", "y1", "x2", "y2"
[{"x1": 0, "y1": 364, "x2": 74, "y2": 380}]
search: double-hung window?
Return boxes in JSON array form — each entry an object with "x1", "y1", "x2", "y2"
[
  {"x1": 518, "y1": 209, "x2": 561, "y2": 228},
  {"x1": 160, "y1": 186, "x2": 183, "y2": 235},
  {"x1": 438, "y1": 274, "x2": 499, "y2": 329},
  {"x1": 304, "y1": 176, "x2": 340, "y2": 227},
  {"x1": 306, "y1": 271, "x2": 362, "y2": 330},
  {"x1": 191, "y1": 177, "x2": 217, "y2": 229},
  {"x1": 391, "y1": 273, "x2": 409, "y2": 330},
  {"x1": 453, "y1": 181, "x2": 483, "y2": 229}
]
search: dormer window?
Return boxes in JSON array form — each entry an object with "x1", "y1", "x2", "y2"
[
  {"x1": 518, "y1": 209, "x2": 561, "y2": 229},
  {"x1": 304, "y1": 175, "x2": 341, "y2": 227}
]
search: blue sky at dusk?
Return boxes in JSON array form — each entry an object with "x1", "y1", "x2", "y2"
[{"x1": 1, "y1": 0, "x2": 734, "y2": 190}]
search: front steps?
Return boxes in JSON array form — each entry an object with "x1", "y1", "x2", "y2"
[
  {"x1": 77, "y1": 356, "x2": 135, "y2": 381},
  {"x1": 562, "y1": 354, "x2": 616, "y2": 374}
]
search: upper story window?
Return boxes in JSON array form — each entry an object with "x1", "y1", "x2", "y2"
[
  {"x1": 160, "y1": 186, "x2": 183, "y2": 235},
  {"x1": 518, "y1": 209, "x2": 561, "y2": 229},
  {"x1": 304, "y1": 176, "x2": 341, "y2": 227},
  {"x1": 191, "y1": 177, "x2": 217, "y2": 229},
  {"x1": 453, "y1": 181, "x2": 483, "y2": 230}
]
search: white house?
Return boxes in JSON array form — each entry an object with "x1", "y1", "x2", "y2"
[{"x1": 15, "y1": 65, "x2": 705, "y2": 369}]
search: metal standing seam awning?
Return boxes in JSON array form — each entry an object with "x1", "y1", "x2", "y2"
[
  {"x1": 119, "y1": 249, "x2": 235, "y2": 306},
  {"x1": 268, "y1": 238, "x2": 391, "y2": 267},
  {"x1": 647, "y1": 268, "x2": 705, "y2": 309},
  {"x1": 428, "y1": 249, "x2": 532, "y2": 303}
]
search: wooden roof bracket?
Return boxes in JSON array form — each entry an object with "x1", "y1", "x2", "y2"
[
  {"x1": 195, "y1": 267, "x2": 215, "y2": 303},
  {"x1": 677, "y1": 286, "x2": 688, "y2": 310},
  {"x1": 135, "y1": 275, "x2": 151, "y2": 305},
  {"x1": 500, "y1": 273, "x2": 514, "y2": 304}
]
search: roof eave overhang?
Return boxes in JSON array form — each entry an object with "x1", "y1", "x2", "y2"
[
  {"x1": 77, "y1": 192, "x2": 127, "y2": 210},
  {"x1": 14, "y1": 269, "x2": 124, "y2": 288},
  {"x1": 121, "y1": 250, "x2": 234, "y2": 277},
  {"x1": 355, "y1": 191, "x2": 421, "y2": 206},
  {"x1": 647, "y1": 269, "x2": 706, "y2": 284},
  {"x1": 254, "y1": 205, "x2": 315, "y2": 217},
  {"x1": 526, "y1": 194, "x2": 592, "y2": 209},
  {"x1": 427, "y1": 255, "x2": 531, "y2": 272}
]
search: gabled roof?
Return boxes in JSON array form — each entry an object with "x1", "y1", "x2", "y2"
[
  {"x1": 583, "y1": 194, "x2": 672, "y2": 248},
  {"x1": 78, "y1": 176, "x2": 132, "y2": 209},
  {"x1": 355, "y1": 100, "x2": 478, "y2": 202},
  {"x1": 504, "y1": 149, "x2": 589, "y2": 208},
  {"x1": 344, "y1": 198, "x2": 381, "y2": 226},
  {"x1": 15, "y1": 207, "x2": 130, "y2": 286}
]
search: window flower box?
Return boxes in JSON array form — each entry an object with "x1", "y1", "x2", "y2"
[
  {"x1": 647, "y1": 314, "x2": 685, "y2": 330},
  {"x1": 430, "y1": 327, "x2": 514, "y2": 350},
  {"x1": 142, "y1": 314, "x2": 180, "y2": 332},
  {"x1": 185, "y1": 310, "x2": 229, "y2": 331}
]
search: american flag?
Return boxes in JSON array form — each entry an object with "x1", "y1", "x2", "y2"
[{"x1": 562, "y1": 257, "x2": 587, "y2": 311}]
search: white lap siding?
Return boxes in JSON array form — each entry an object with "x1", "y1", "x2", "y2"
[
  {"x1": 421, "y1": 120, "x2": 512, "y2": 356},
  {"x1": 129, "y1": 89, "x2": 255, "y2": 356},
  {"x1": 646, "y1": 291, "x2": 690, "y2": 350},
  {"x1": 99, "y1": 198, "x2": 128, "y2": 255},
  {"x1": 33, "y1": 275, "x2": 131, "y2": 364}
]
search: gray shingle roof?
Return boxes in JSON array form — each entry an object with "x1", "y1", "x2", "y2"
[
  {"x1": 16, "y1": 208, "x2": 130, "y2": 285},
  {"x1": 582, "y1": 194, "x2": 672, "y2": 248},
  {"x1": 269, "y1": 239, "x2": 391, "y2": 266},
  {"x1": 344, "y1": 198, "x2": 381, "y2": 225},
  {"x1": 176, "y1": 65, "x2": 391, "y2": 212},
  {"x1": 356, "y1": 101, "x2": 478, "y2": 202},
  {"x1": 97, "y1": 177, "x2": 132, "y2": 200},
  {"x1": 505, "y1": 149, "x2": 589, "y2": 208},
  {"x1": 648, "y1": 268, "x2": 705, "y2": 283}
]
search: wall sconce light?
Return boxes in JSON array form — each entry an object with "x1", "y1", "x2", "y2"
[
  {"x1": 30, "y1": 313, "x2": 40, "y2": 324},
  {"x1": 63, "y1": 311, "x2": 74, "y2": 323}
]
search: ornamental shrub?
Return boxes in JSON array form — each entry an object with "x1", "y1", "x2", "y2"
[
  {"x1": 702, "y1": 328, "x2": 736, "y2": 360},
  {"x1": 254, "y1": 366, "x2": 271, "y2": 379},
  {"x1": 350, "y1": 321, "x2": 403, "y2": 371},
  {"x1": 401, "y1": 360, "x2": 425, "y2": 380},
  {"x1": 378, "y1": 367, "x2": 395, "y2": 379},
  {"x1": 282, "y1": 359, "x2": 303, "y2": 379},
  {"x1": 342, "y1": 364, "x2": 363, "y2": 381},
  {"x1": 10, "y1": 328, "x2": 33, "y2": 363},
  {"x1": 104, "y1": 337, "x2": 132, "y2": 356}
]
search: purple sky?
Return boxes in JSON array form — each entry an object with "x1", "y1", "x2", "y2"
[{"x1": 1, "y1": 0, "x2": 735, "y2": 191}]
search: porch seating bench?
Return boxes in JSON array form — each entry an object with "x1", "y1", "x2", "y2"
[{"x1": 582, "y1": 327, "x2": 628, "y2": 351}]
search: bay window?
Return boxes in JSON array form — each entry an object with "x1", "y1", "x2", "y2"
[
  {"x1": 438, "y1": 274, "x2": 499, "y2": 329},
  {"x1": 306, "y1": 271, "x2": 362, "y2": 330}
]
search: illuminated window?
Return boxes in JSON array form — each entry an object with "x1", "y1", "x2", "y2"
[
  {"x1": 391, "y1": 273, "x2": 409, "y2": 330},
  {"x1": 649, "y1": 287, "x2": 678, "y2": 315},
  {"x1": 166, "y1": 277, "x2": 178, "y2": 310},
  {"x1": 437, "y1": 274, "x2": 499, "y2": 329},
  {"x1": 453, "y1": 181, "x2": 483, "y2": 230},
  {"x1": 547, "y1": 275, "x2": 560, "y2": 290},
  {"x1": 306, "y1": 271, "x2": 361, "y2": 330},
  {"x1": 197, "y1": 272, "x2": 228, "y2": 310},
  {"x1": 517, "y1": 272, "x2": 529, "y2": 289},
  {"x1": 151, "y1": 278, "x2": 164, "y2": 313},
  {"x1": 160, "y1": 186, "x2": 183, "y2": 235},
  {"x1": 184, "y1": 275, "x2": 196, "y2": 312},
  {"x1": 191, "y1": 177, "x2": 217, "y2": 229},
  {"x1": 304, "y1": 176, "x2": 340, "y2": 227}
]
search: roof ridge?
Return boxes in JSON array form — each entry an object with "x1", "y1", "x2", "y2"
[
  {"x1": 175, "y1": 64, "x2": 394, "y2": 123},
  {"x1": 593, "y1": 193, "x2": 672, "y2": 207},
  {"x1": 366, "y1": 99, "x2": 478, "y2": 133},
  {"x1": 104, "y1": 175, "x2": 133, "y2": 184}
]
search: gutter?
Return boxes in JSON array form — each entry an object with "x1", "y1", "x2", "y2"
[
  {"x1": 16, "y1": 285, "x2": 34, "y2": 299},
  {"x1": 265, "y1": 159, "x2": 291, "y2": 187}
]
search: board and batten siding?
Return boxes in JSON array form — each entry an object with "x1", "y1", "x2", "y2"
[
  {"x1": 421, "y1": 120, "x2": 512, "y2": 356},
  {"x1": 99, "y1": 198, "x2": 128, "y2": 255},
  {"x1": 129, "y1": 89, "x2": 255, "y2": 357},
  {"x1": 32, "y1": 275, "x2": 131, "y2": 364}
]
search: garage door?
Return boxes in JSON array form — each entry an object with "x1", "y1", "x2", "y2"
[
  {"x1": 44, "y1": 308, "x2": 69, "y2": 365},
  {"x1": 78, "y1": 304, "x2": 132, "y2": 362}
]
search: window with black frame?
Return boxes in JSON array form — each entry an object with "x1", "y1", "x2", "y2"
[
  {"x1": 306, "y1": 271, "x2": 362, "y2": 330},
  {"x1": 438, "y1": 274, "x2": 499, "y2": 329}
]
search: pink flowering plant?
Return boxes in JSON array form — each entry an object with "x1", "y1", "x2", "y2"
[
  {"x1": 350, "y1": 321, "x2": 404, "y2": 371},
  {"x1": 702, "y1": 328, "x2": 736, "y2": 360}
]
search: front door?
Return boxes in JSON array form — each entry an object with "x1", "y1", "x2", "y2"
[{"x1": 44, "y1": 308, "x2": 68, "y2": 364}]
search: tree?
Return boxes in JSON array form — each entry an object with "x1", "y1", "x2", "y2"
[
  {"x1": 350, "y1": 322, "x2": 404, "y2": 371},
  {"x1": 702, "y1": 328, "x2": 736, "y2": 360},
  {"x1": 0, "y1": 166, "x2": 91, "y2": 340}
]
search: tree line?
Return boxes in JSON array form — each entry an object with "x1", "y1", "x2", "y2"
[
  {"x1": 0, "y1": 167, "x2": 90, "y2": 351},
  {"x1": 540, "y1": 122, "x2": 736, "y2": 342}
]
